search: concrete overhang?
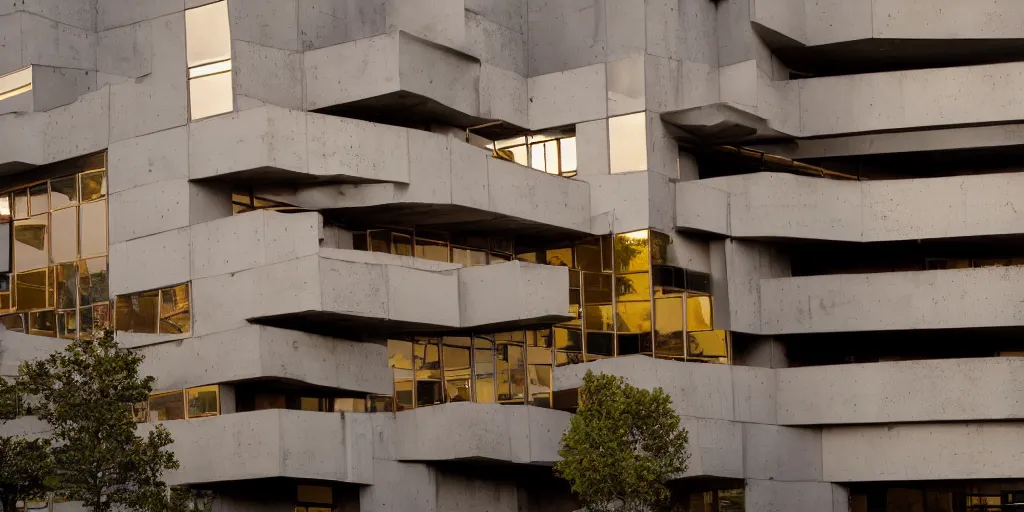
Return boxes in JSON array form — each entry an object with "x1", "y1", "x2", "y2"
[
  {"x1": 304, "y1": 31, "x2": 491, "y2": 129},
  {"x1": 661, "y1": 103, "x2": 793, "y2": 145},
  {"x1": 154, "y1": 410, "x2": 373, "y2": 486},
  {"x1": 0, "y1": 331, "x2": 70, "y2": 377},
  {"x1": 137, "y1": 325, "x2": 391, "y2": 395},
  {"x1": 677, "y1": 171, "x2": 1024, "y2": 242},
  {"x1": 394, "y1": 403, "x2": 569, "y2": 465},
  {"x1": 0, "y1": 65, "x2": 96, "y2": 115}
]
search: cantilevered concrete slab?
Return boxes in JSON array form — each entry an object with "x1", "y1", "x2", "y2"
[
  {"x1": 0, "y1": 87, "x2": 109, "y2": 174},
  {"x1": 0, "y1": 65, "x2": 96, "y2": 115}
]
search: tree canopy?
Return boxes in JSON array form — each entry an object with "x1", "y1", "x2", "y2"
[
  {"x1": 0, "y1": 376, "x2": 52, "y2": 512},
  {"x1": 19, "y1": 330, "x2": 180, "y2": 512},
  {"x1": 555, "y1": 370, "x2": 690, "y2": 512}
]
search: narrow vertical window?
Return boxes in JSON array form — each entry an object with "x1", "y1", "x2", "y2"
[{"x1": 185, "y1": 1, "x2": 233, "y2": 120}]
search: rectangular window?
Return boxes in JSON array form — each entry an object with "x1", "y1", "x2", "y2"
[
  {"x1": 442, "y1": 337, "x2": 471, "y2": 403},
  {"x1": 185, "y1": 1, "x2": 233, "y2": 120},
  {"x1": 414, "y1": 338, "x2": 443, "y2": 407},
  {"x1": 114, "y1": 283, "x2": 191, "y2": 335},
  {"x1": 387, "y1": 339, "x2": 414, "y2": 411},
  {"x1": 149, "y1": 390, "x2": 185, "y2": 422},
  {"x1": 0, "y1": 66, "x2": 32, "y2": 102},
  {"x1": 472, "y1": 336, "x2": 495, "y2": 403},
  {"x1": 186, "y1": 385, "x2": 220, "y2": 418},
  {"x1": 609, "y1": 112, "x2": 647, "y2": 173}
]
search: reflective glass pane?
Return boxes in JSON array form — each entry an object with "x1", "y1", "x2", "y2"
[
  {"x1": 50, "y1": 176, "x2": 77, "y2": 209},
  {"x1": 114, "y1": 290, "x2": 158, "y2": 334},
  {"x1": 415, "y1": 238, "x2": 449, "y2": 262},
  {"x1": 388, "y1": 340, "x2": 413, "y2": 410},
  {"x1": 688, "y1": 330, "x2": 728, "y2": 359},
  {"x1": 56, "y1": 309, "x2": 77, "y2": 339},
  {"x1": 494, "y1": 136, "x2": 526, "y2": 150},
  {"x1": 614, "y1": 230, "x2": 649, "y2": 273},
  {"x1": 186, "y1": 385, "x2": 219, "y2": 418},
  {"x1": 555, "y1": 351, "x2": 584, "y2": 366},
  {"x1": 473, "y1": 336, "x2": 495, "y2": 403},
  {"x1": 508, "y1": 145, "x2": 528, "y2": 166},
  {"x1": 297, "y1": 485, "x2": 333, "y2": 505},
  {"x1": 585, "y1": 331, "x2": 614, "y2": 357},
  {"x1": 442, "y1": 340, "x2": 471, "y2": 403},
  {"x1": 718, "y1": 488, "x2": 745, "y2": 512},
  {"x1": 497, "y1": 343, "x2": 525, "y2": 403},
  {"x1": 29, "y1": 183, "x2": 48, "y2": 215},
  {"x1": 553, "y1": 326, "x2": 582, "y2": 351},
  {"x1": 14, "y1": 215, "x2": 48, "y2": 271},
  {"x1": 392, "y1": 232, "x2": 413, "y2": 257},
  {"x1": 159, "y1": 284, "x2": 191, "y2": 334},
  {"x1": 544, "y1": 140, "x2": 559, "y2": 174},
  {"x1": 55, "y1": 262, "x2": 77, "y2": 309},
  {"x1": 0, "y1": 222, "x2": 10, "y2": 274},
  {"x1": 92, "y1": 301, "x2": 111, "y2": 332},
  {"x1": 334, "y1": 397, "x2": 366, "y2": 413},
  {"x1": 574, "y1": 240, "x2": 601, "y2": 272},
  {"x1": 546, "y1": 247, "x2": 572, "y2": 267},
  {"x1": 654, "y1": 296, "x2": 685, "y2": 357},
  {"x1": 582, "y1": 272, "x2": 612, "y2": 305},
  {"x1": 530, "y1": 142, "x2": 545, "y2": 172},
  {"x1": 0, "y1": 195, "x2": 9, "y2": 222},
  {"x1": 584, "y1": 304, "x2": 614, "y2": 332},
  {"x1": 686, "y1": 295, "x2": 713, "y2": 332},
  {"x1": 368, "y1": 230, "x2": 391, "y2": 253},
  {"x1": 0, "y1": 313, "x2": 24, "y2": 332},
  {"x1": 189, "y1": 71, "x2": 233, "y2": 120},
  {"x1": 0, "y1": 292, "x2": 9, "y2": 310},
  {"x1": 78, "y1": 257, "x2": 107, "y2": 307},
  {"x1": 609, "y1": 112, "x2": 648, "y2": 173},
  {"x1": 414, "y1": 339, "x2": 443, "y2": 407},
  {"x1": 650, "y1": 230, "x2": 669, "y2": 265},
  {"x1": 15, "y1": 268, "x2": 49, "y2": 310},
  {"x1": 560, "y1": 137, "x2": 578, "y2": 173},
  {"x1": 615, "y1": 300, "x2": 651, "y2": 333},
  {"x1": 79, "y1": 170, "x2": 106, "y2": 202},
  {"x1": 527, "y1": 364, "x2": 552, "y2": 407},
  {"x1": 185, "y1": 1, "x2": 231, "y2": 67},
  {"x1": 452, "y1": 247, "x2": 487, "y2": 267},
  {"x1": 50, "y1": 207, "x2": 77, "y2": 264},
  {"x1": 13, "y1": 190, "x2": 28, "y2": 219},
  {"x1": 28, "y1": 310, "x2": 55, "y2": 337},
  {"x1": 527, "y1": 329, "x2": 551, "y2": 348},
  {"x1": 79, "y1": 199, "x2": 106, "y2": 258},
  {"x1": 149, "y1": 391, "x2": 185, "y2": 421},
  {"x1": 615, "y1": 272, "x2": 650, "y2": 301}
]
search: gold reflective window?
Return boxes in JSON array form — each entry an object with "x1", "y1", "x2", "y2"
[
  {"x1": 13, "y1": 215, "x2": 48, "y2": 271},
  {"x1": 583, "y1": 304, "x2": 613, "y2": 332},
  {"x1": 473, "y1": 336, "x2": 495, "y2": 403},
  {"x1": 654, "y1": 296, "x2": 684, "y2": 358},
  {"x1": 13, "y1": 190, "x2": 28, "y2": 219},
  {"x1": 149, "y1": 391, "x2": 185, "y2": 421},
  {"x1": 615, "y1": 300, "x2": 651, "y2": 333},
  {"x1": 392, "y1": 232, "x2": 413, "y2": 257},
  {"x1": 15, "y1": 268, "x2": 50, "y2": 310},
  {"x1": 186, "y1": 385, "x2": 220, "y2": 418},
  {"x1": 415, "y1": 238, "x2": 449, "y2": 262},
  {"x1": 28, "y1": 183, "x2": 48, "y2": 216},
  {"x1": 334, "y1": 397, "x2": 366, "y2": 412},
  {"x1": 688, "y1": 330, "x2": 729, "y2": 360},
  {"x1": 0, "y1": 313, "x2": 24, "y2": 332},
  {"x1": 615, "y1": 272, "x2": 650, "y2": 301},
  {"x1": 414, "y1": 338, "x2": 443, "y2": 407},
  {"x1": 56, "y1": 308, "x2": 77, "y2": 339},
  {"x1": 188, "y1": 70, "x2": 233, "y2": 120},
  {"x1": 554, "y1": 326, "x2": 582, "y2": 352},
  {"x1": 574, "y1": 240, "x2": 602, "y2": 272},
  {"x1": 527, "y1": 363, "x2": 552, "y2": 407},
  {"x1": 28, "y1": 310, "x2": 55, "y2": 337},
  {"x1": 650, "y1": 230, "x2": 670, "y2": 266},
  {"x1": 546, "y1": 247, "x2": 572, "y2": 267},
  {"x1": 582, "y1": 272, "x2": 612, "y2": 304},
  {"x1": 50, "y1": 207, "x2": 77, "y2": 264},
  {"x1": 79, "y1": 170, "x2": 106, "y2": 202},
  {"x1": 686, "y1": 295, "x2": 713, "y2": 332},
  {"x1": 388, "y1": 339, "x2": 414, "y2": 411},
  {"x1": 585, "y1": 332, "x2": 614, "y2": 357},
  {"x1": 186, "y1": 1, "x2": 233, "y2": 120},
  {"x1": 78, "y1": 199, "x2": 106, "y2": 259},
  {"x1": 78, "y1": 257, "x2": 108, "y2": 307},
  {"x1": 452, "y1": 247, "x2": 487, "y2": 267},
  {"x1": 114, "y1": 283, "x2": 190, "y2": 335},
  {"x1": 614, "y1": 230, "x2": 649, "y2": 273},
  {"x1": 159, "y1": 284, "x2": 191, "y2": 334},
  {"x1": 114, "y1": 290, "x2": 159, "y2": 334},
  {"x1": 442, "y1": 337, "x2": 471, "y2": 403},
  {"x1": 55, "y1": 263, "x2": 77, "y2": 309},
  {"x1": 609, "y1": 112, "x2": 648, "y2": 173},
  {"x1": 497, "y1": 342, "x2": 525, "y2": 403},
  {"x1": 50, "y1": 176, "x2": 77, "y2": 209}
]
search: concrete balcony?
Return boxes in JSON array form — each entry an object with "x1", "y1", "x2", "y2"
[
  {"x1": 393, "y1": 403, "x2": 569, "y2": 465},
  {"x1": 156, "y1": 409, "x2": 373, "y2": 486},
  {"x1": 678, "y1": 172, "x2": 1024, "y2": 242},
  {"x1": 760, "y1": 266, "x2": 1024, "y2": 334},
  {"x1": 137, "y1": 325, "x2": 391, "y2": 395},
  {"x1": 0, "y1": 87, "x2": 109, "y2": 174},
  {"x1": 822, "y1": 421, "x2": 1024, "y2": 482},
  {"x1": 778, "y1": 357, "x2": 1024, "y2": 425}
]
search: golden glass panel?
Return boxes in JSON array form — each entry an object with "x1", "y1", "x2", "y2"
[
  {"x1": 614, "y1": 230, "x2": 649, "y2": 273},
  {"x1": 368, "y1": 230, "x2": 390, "y2": 253},
  {"x1": 50, "y1": 175, "x2": 77, "y2": 209},
  {"x1": 442, "y1": 341, "x2": 471, "y2": 403},
  {"x1": 185, "y1": 1, "x2": 231, "y2": 67},
  {"x1": 79, "y1": 199, "x2": 106, "y2": 258},
  {"x1": 78, "y1": 256, "x2": 107, "y2": 306},
  {"x1": 189, "y1": 71, "x2": 233, "y2": 120},
  {"x1": 584, "y1": 304, "x2": 614, "y2": 332},
  {"x1": 515, "y1": 250, "x2": 537, "y2": 263},
  {"x1": 530, "y1": 142, "x2": 545, "y2": 172},
  {"x1": 15, "y1": 268, "x2": 49, "y2": 310},
  {"x1": 114, "y1": 290, "x2": 158, "y2": 334},
  {"x1": 553, "y1": 326, "x2": 582, "y2": 351},
  {"x1": 654, "y1": 296, "x2": 685, "y2": 357},
  {"x1": 388, "y1": 339, "x2": 414, "y2": 410},
  {"x1": 0, "y1": 292, "x2": 9, "y2": 311},
  {"x1": 650, "y1": 230, "x2": 669, "y2": 266},
  {"x1": 686, "y1": 295, "x2": 713, "y2": 332},
  {"x1": 186, "y1": 385, "x2": 219, "y2": 418},
  {"x1": 582, "y1": 272, "x2": 612, "y2": 304},
  {"x1": 392, "y1": 232, "x2": 412, "y2": 257},
  {"x1": 93, "y1": 301, "x2": 111, "y2": 331},
  {"x1": 574, "y1": 240, "x2": 601, "y2": 272},
  {"x1": 50, "y1": 207, "x2": 77, "y2": 264},
  {"x1": 544, "y1": 140, "x2": 559, "y2": 174},
  {"x1": 615, "y1": 272, "x2": 650, "y2": 301},
  {"x1": 527, "y1": 364, "x2": 552, "y2": 406},
  {"x1": 615, "y1": 300, "x2": 651, "y2": 333},
  {"x1": 473, "y1": 336, "x2": 495, "y2": 403},
  {"x1": 0, "y1": 195, "x2": 9, "y2": 222},
  {"x1": 149, "y1": 390, "x2": 185, "y2": 421},
  {"x1": 569, "y1": 269, "x2": 581, "y2": 288},
  {"x1": 497, "y1": 343, "x2": 525, "y2": 403},
  {"x1": 28, "y1": 310, "x2": 55, "y2": 337},
  {"x1": 0, "y1": 222, "x2": 10, "y2": 274},
  {"x1": 297, "y1": 485, "x2": 333, "y2": 505},
  {"x1": 56, "y1": 309, "x2": 77, "y2": 339},
  {"x1": 14, "y1": 215, "x2": 49, "y2": 271},
  {"x1": 555, "y1": 351, "x2": 584, "y2": 366},
  {"x1": 13, "y1": 190, "x2": 28, "y2": 219},
  {"x1": 585, "y1": 331, "x2": 614, "y2": 357},
  {"x1": 55, "y1": 262, "x2": 77, "y2": 309},
  {"x1": 414, "y1": 339, "x2": 443, "y2": 407},
  {"x1": 452, "y1": 247, "x2": 487, "y2": 267},
  {"x1": 527, "y1": 329, "x2": 551, "y2": 348},
  {"x1": 688, "y1": 330, "x2": 728, "y2": 359},
  {"x1": 560, "y1": 137, "x2": 578, "y2": 173},
  {"x1": 298, "y1": 397, "x2": 328, "y2": 411},
  {"x1": 79, "y1": 170, "x2": 106, "y2": 202},
  {"x1": 609, "y1": 112, "x2": 648, "y2": 173},
  {"x1": 0, "y1": 313, "x2": 24, "y2": 332},
  {"x1": 415, "y1": 238, "x2": 449, "y2": 262},
  {"x1": 334, "y1": 397, "x2": 367, "y2": 412},
  {"x1": 546, "y1": 247, "x2": 572, "y2": 267},
  {"x1": 159, "y1": 284, "x2": 191, "y2": 334},
  {"x1": 28, "y1": 183, "x2": 48, "y2": 215}
]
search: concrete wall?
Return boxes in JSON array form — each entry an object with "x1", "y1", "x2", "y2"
[
  {"x1": 0, "y1": 331, "x2": 69, "y2": 377},
  {"x1": 761, "y1": 265, "x2": 1024, "y2": 334},
  {"x1": 155, "y1": 409, "x2": 373, "y2": 485}
]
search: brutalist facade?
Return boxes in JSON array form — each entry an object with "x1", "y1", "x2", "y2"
[{"x1": 3, "y1": 0, "x2": 1024, "y2": 511}]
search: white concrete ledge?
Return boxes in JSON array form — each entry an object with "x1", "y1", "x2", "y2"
[
  {"x1": 823, "y1": 421, "x2": 1024, "y2": 482},
  {"x1": 679, "y1": 172, "x2": 1024, "y2": 242},
  {"x1": 394, "y1": 403, "x2": 569, "y2": 465},
  {"x1": 0, "y1": 331, "x2": 71, "y2": 377},
  {"x1": 138, "y1": 325, "x2": 391, "y2": 395},
  {"x1": 761, "y1": 266, "x2": 1024, "y2": 334},
  {"x1": 0, "y1": 87, "x2": 109, "y2": 173},
  {"x1": 778, "y1": 357, "x2": 1024, "y2": 425},
  {"x1": 156, "y1": 409, "x2": 373, "y2": 485}
]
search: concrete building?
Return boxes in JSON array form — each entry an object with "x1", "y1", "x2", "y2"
[{"x1": 2, "y1": 0, "x2": 1024, "y2": 511}]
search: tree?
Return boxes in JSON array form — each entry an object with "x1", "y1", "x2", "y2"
[
  {"x1": 554, "y1": 370, "x2": 689, "y2": 512},
  {"x1": 19, "y1": 330, "x2": 179, "y2": 512},
  {"x1": 0, "y1": 377, "x2": 52, "y2": 512}
]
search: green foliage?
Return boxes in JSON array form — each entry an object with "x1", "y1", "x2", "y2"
[
  {"x1": 0, "y1": 374, "x2": 54, "y2": 512},
  {"x1": 19, "y1": 330, "x2": 180, "y2": 512},
  {"x1": 555, "y1": 370, "x2": 690, "y2": 512}
]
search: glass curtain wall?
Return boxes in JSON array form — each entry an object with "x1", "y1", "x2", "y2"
[{"x1": 0, "y1": 153, "x2": 109, "y2": 338}]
